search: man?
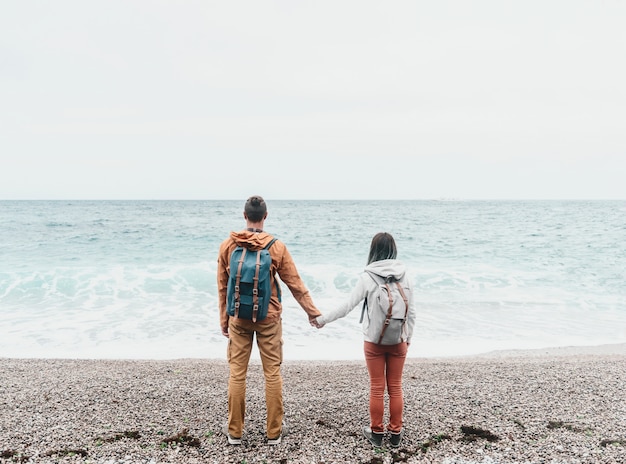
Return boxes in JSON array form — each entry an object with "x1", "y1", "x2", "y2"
[{"x1": 217, "y1": 195, "x2": 321, "y2": 445}]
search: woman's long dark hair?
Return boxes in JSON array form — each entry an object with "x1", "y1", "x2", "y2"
[{"x1": 367, "y1": 232, "x2": 397, "y2": 264}]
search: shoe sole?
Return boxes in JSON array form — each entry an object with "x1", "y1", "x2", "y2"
[
  {"x1": 222, "y1": 425, "x2": 242, "y2": 445},
  {"x1": 267, "y1": 422, "x2": 288, "y2": 445}
]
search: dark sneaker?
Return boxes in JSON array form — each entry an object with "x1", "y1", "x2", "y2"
[
  {"x1": 363, "y1": 426, "x2": 384, "y2": 448},
  {"x1": 267, "y1": 421, "x2": 289, "y2": 445},
  {"x1": 389, "y1": 429, "x2": 404, "y2": 448},
  {"x1": 221, "y1": 424, "x2": 242, "y2": 445}
]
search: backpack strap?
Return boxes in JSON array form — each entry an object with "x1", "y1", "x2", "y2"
[
  {"x1": 359, "y1": 299, "x2": 367, "y2": 323},
  {"x1": 377, "y1": 281, "x2": 395, "y2": 344},
  {"x1": 360, "y1": 271, "x2": 379, "y2": 323},
  {"x1": 251, "y1": 249, "x2": 262, "y2": 322},
  {"x1": 233, "y1": 248, "x2": 247, "y2": 319},
  {"x1": 396, "y1": 282, "x2": 409, "y2": 319}
]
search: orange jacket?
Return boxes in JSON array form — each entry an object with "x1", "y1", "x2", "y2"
[{"x1": 217, "y1": 230, "x2": 321, "y2": 331}]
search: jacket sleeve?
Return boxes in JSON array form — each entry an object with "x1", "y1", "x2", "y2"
[
  {"x1": 275, "y1": 242, "x2": 321, "y2": 320},
  {"x1": 217, "y1": 240, "x2": 232, "y2": 330},
  {"x1": 317, "y1": 273, "x2": 370, "y2": 326}
]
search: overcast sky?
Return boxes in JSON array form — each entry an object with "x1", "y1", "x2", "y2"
[{"x1": 1, "y1": 1, "x2": 625, "y2": 200}]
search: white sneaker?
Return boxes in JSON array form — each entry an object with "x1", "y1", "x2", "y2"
[
  {"x1": 267, "y1": 421, "x2": 288, "y2": 445},
  {"x1": 221, "y1": 424, "x2": 242, "y2": 445}
]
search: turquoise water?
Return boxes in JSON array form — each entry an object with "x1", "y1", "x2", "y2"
[{"x1": 1, "y1": 200, "x2": 624, "y2": 360}]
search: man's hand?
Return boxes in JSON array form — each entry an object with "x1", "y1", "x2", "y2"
[
  {"x1": 221, "y1": 325, "x2": 229, "y2": 338},
  {"x1": 309, "y1": 316, "x2": 324, "y2": 329}
]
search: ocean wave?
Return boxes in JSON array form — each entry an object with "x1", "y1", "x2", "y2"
[{"x1": 1, "y1": 200, "x2": 624, "y2": 359}]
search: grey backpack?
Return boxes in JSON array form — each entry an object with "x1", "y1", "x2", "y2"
[{"x1": 360, "y1": 272, "x2": 410, "y2": 345}]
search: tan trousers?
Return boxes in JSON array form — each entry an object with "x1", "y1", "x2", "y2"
[{"x1": 227, "y1": 318, "x2": 283, "y2": 439}]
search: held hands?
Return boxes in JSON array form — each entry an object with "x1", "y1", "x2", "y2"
[{"x1": 309, "y1": 315, "x2": 324, "y2": 329}]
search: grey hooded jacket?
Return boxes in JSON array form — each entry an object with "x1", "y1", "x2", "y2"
[{"x1": 316, "y1": 259, "x2": 417, "y2": 344}]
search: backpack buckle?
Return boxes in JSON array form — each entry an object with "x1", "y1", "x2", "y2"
[{"x1": 252, "y1": 288, "x2": 258, "y2": 295}]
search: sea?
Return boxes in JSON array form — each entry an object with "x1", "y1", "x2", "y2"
[{"x1": 1, "y1": 200, "x2": 624, "y2": 361}]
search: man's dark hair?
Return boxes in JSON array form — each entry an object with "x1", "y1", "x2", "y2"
[
  {"x1": 367, "y1": 232, "x2": 398, "y2": 264},
  {"x1": 245, "y1": 195, "x2": 267, "y2": 222}
]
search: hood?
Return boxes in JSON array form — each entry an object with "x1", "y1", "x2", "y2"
[
  {"x1": 229, "y1": 230, "x2": 273, "y2": 251},
  {"x1": 364, "y1": 259, "x2": 407, "y2": 281}
]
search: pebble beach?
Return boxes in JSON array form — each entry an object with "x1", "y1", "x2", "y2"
[{"x1": 1, "y1": 345, "x2": 626, "y2": 464}]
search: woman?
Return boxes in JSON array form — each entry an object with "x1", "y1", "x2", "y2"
[{"x1": 313, "y1": 232, "x2": 416, "y2": 449}]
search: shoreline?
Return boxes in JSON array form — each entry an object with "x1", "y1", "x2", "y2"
[
  {"x1": 4, "y1": 341, "x2": 626, "y2": 363},
  {"x1": 1, "y1": 344, "x2": 625, "y2": 463},
  {"x1": 467, "y1": 341, "x2": 626, "y2": 359}
]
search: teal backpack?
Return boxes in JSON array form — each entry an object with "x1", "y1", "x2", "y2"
[{"x1": 227, "y1": 238, "x2": 279, "y2": 322}]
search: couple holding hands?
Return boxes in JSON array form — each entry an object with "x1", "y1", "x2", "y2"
[{"x1": 217, "y1": 196, "x2": 416, "y2": 449}]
